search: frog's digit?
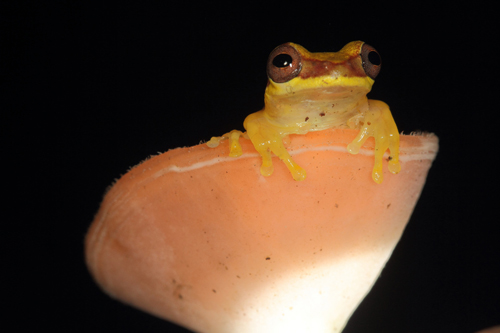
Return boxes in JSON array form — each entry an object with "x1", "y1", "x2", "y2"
[
  {"x1": 347, "y1": 100, "x2": 401, "y2": 183},
  {"x1": 207, "y1": 130, "x2": 245, "y2": 157},
  {"x1": 207, "y1": 41, "x2": 401, "y2": 183}
]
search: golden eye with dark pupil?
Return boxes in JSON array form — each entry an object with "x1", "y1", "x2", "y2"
[
  {"x1": 361, "y1": 43, "x2": 381, "y2": 80},
  {"x1": 266, "y1": 43, "x2": 303, "y2": 83},
  {"x1": 273, "y1": 54, "x2": 293, "y2": 68}
]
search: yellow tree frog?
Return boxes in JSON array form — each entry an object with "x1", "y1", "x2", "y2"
[{"x1": 207, "y1": 41, "x2": 400, "y2": 183}]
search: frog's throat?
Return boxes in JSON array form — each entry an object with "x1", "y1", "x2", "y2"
[
  {"x1": 259, "y1": 98, "x2": 369, "y2": 134},
  {"x1": 266, "y1": 76, "x2": 374, "y2": 97}
]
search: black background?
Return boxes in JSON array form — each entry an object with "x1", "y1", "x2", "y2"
[{"x1": 4, "y1": 2, "x2": 499, "y2": 332}]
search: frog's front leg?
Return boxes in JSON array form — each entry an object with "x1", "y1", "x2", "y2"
[
  {"x1": 207, "y1": 130, "x2": 247, "y2": 157},
  {"x1": 244, "y1": 111, "x2": 306, "y2": 181},
  {"x1": 347, "y1": 100, "x2": 401, "y2": 184}
]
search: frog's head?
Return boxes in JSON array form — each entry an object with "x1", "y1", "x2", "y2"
[{"x1": 264, "y1": 41, "x2": 380, "y2": 98}]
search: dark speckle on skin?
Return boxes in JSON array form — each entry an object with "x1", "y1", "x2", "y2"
[
  {"x1": 305, "y1": 117, "x2": 309, "y2": 122},
  {"x1": 265, "y1": 257, "x2": 271, "y2": 260},
  {"x1": 319, "y1": 112, "x2": 325, "y2": 117}
]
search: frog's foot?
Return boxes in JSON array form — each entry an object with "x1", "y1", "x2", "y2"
[
  {"x1": 280, "y1": 154, "x2": 306, "y2": 181},
  {"x1": 207, "y1": 130, "x2": 245, "y2": 157},
  {"x1": 259, "y1": 150, "x2": 306, "y2": 181},
  {"x1": 256, "y1": 147, "x2": 274, "y2": 177},
  {"x1": 244, "y1": 110, "x2": 306, "y2": 181},
  {"x1": 251, "y1": 134, "x2": 306, "y2": 181},
  {"x1": 347, "y1": 100, "x2": 401, "y2": 184},
  {"x1": 268, "y1": 143, "x2": 306, "y2": 181}
]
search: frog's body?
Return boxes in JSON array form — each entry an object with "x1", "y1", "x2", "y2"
[{"x1": 207, "y1": 41, "x2": 400, "y2": 183}]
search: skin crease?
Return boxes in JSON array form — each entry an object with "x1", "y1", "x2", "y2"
[{"x1": 207, "y1": 41, "x2": 401, "y2": 184}]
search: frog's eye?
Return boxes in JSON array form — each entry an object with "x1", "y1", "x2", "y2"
[
  {"x1": 361, "y1": 44, "x2": 381, "y2": 79},
  {"x1": 267, "y1": 44, "x2": 303, "y2": 83}
]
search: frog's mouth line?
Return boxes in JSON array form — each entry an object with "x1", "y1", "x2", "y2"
[{"x1": 152, "y1": 138, "x2": 438, "y2": 179}]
